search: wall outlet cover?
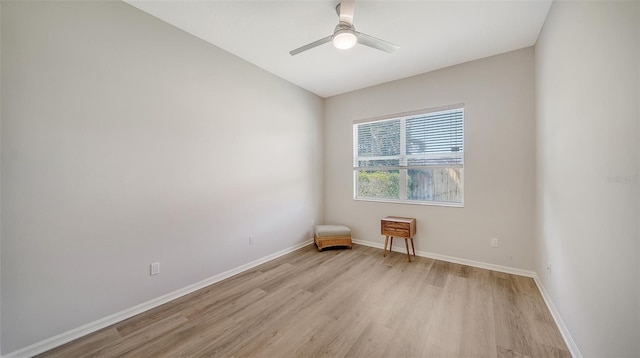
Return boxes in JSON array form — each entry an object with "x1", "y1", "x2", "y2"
[
  {"x1": 490, "y1": 238, "x2": 499, "y2": 248},
  {"x1": 150, "y1": 262, "x2": 160, "y2": 276}
]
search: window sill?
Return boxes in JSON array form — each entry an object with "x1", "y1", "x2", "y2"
[{"x1": 353, "y1": 197, "x2": 464, "y2": 208}]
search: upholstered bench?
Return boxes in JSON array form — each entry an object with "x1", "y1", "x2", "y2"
[{"x1": 314, "y1": 225, "x2": 352, "y2": 251}]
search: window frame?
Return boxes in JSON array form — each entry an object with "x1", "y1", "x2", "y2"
[{"x1": 352, "y1": 104, "x2": 465, "y2": 207}]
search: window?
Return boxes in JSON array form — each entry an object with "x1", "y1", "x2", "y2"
[{"x1": 353, "y1": 106, "x2": 464, "y2": 206}]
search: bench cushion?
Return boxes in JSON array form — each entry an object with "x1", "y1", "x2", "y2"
[{"x1": 315, "y1": 225, "x2": 351, "y2": 237}]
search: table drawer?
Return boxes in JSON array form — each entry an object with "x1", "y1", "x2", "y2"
[{"x1": 381, "y1": 226, "x2": 410, "y2": 237}]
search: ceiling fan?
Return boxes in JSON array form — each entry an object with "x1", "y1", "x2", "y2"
[{"x1": 289, "y1": 0, "x2": 399, "y2": 56}]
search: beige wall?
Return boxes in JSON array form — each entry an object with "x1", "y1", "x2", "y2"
[
  {"x1": 324, "y1": 48, "x2": 536, "y2": 270},
  {"x1": 535, "y1": 1, "x2": 639, "y2": 356},
  {"x1": 1, "y1": 1, "x2": 323, "y2": 353}
]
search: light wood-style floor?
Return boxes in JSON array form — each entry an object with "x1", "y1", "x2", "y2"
[{"x1": 38, "y1": 244, "x2": 570, "y2": 357}]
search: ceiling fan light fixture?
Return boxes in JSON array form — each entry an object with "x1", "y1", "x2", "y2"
[{"x1": 332, "y1": 29, "x2": 357, "y2": 50}]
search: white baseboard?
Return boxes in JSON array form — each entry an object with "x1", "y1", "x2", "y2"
[
  {"x1": 532, "y1": 274, "x2": 582, "y2": 358},
  {"x1": 3, "y1": 239, "x2": 314, "y2": 358},
  {"x1": 353, "y1": 238, "x2": 580, "y2": 357},
  {"x1": 352, "y1": 238, "x2": 535, "y2": 277}
]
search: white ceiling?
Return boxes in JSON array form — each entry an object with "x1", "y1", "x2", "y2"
[{"x1": 125, "y1": 0, "x2": 552, "y2": 98}]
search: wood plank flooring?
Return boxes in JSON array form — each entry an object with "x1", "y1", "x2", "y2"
[{"x1": 38, "y1": 244, "x2": 570, "y2": 357}]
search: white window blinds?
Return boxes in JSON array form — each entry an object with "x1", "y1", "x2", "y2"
[
  {"x1": 405, "y1": 109, "x2": 464, "y2": 166},
  {"x1": 354, "y1": 108, "x2": 464, "y2": 169}
]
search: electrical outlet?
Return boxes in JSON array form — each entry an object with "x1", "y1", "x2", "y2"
[
  {"x1": 249, "y1": 236, "x2": 256, "y2": 245},
  {"x1": 150, "y1": 262, "x2": 160, "y2": 276},
  {"x1": 490, "y1": 238, "x2": 499, "y2": 248}
]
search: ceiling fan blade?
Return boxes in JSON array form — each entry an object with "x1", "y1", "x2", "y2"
[
  {"x1": 289, "y1": 35, "x2": 333, "y2": 56},
  {"x1": 338, "y1": 0, "x2": 355, "y2": 25},
  {"x1": 356, "y1": 32, "x2": 399, "y2": 53}
]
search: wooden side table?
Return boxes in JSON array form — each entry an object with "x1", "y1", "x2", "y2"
[{"x1": 381, "y1": 216, "x2": 417, "y2": 262}]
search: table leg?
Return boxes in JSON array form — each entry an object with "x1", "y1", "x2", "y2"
[
  {"x1": 383, "y1": 235, "x2": 389, "y2": 257},
  {"x1": 390, "y1": 236, "x2": 394, "y2": 250},
  {"x1": 404, "y1": 238, "x2": 411, "y2": 262},
  {"x1": 410, "y1": 237, "x2": 416, "y2": 257}
]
